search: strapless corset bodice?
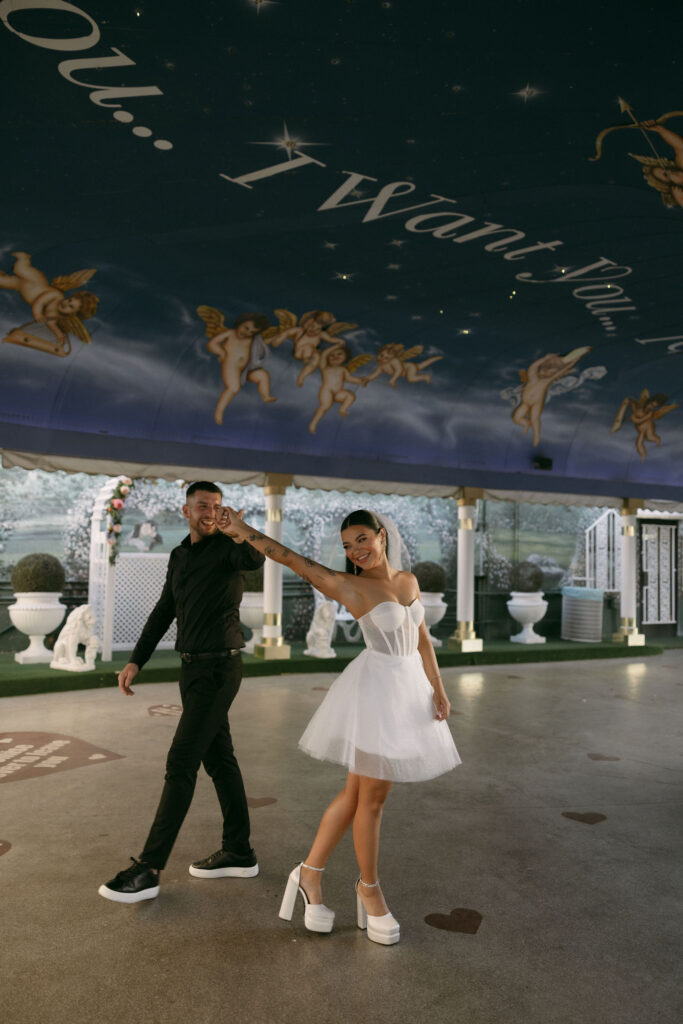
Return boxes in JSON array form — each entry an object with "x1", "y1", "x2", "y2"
[{"x1": 358, "y1": 600, "x2": 424, "y2": 656}]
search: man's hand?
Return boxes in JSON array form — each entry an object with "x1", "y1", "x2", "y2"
[
  {"x1": 216, "y1": 506, "x2": 245, "y2": 542},
  {"x1": 118, "y1": 663, "x2": 139, "y2": 696}
]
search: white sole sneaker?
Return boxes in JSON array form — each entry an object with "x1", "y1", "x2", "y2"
[
  {"x1": 98, "y1": 883, "x2": 160, "y2": 904},
  {"x1": 188, "y1": 863, "x2": 259, "y2": 879}
]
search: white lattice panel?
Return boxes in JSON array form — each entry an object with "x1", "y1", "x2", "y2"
[
  {"x1": 112, "y1": 554, "x2": 176, "y2": 650},
  {"x1": 585, "y1": 509, "x2": 621, "y2": 593}
]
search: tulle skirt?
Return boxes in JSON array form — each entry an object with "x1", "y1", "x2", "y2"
[{"x1": 298, "y1": 649, "x2": 461, "y2": 782}]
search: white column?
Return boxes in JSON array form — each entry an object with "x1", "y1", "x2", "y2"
[
  {"x1": 612, "y1": 504, "x2": 645, "y2": 646},
  {"x1": 254, "y1": 474, "x2": 292, "y2": 660},
  {"x1": 449, "y1": 495, "x2": 483, "y2": 652}
]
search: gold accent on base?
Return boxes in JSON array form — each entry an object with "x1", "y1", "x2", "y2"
[
  {"x1": 611, "y1": 618, "x2": 646, "y2": 646},
  {"x1": 448, "y1": 621, "x2": 483, "y2": 653},
  {"x1": 254, "y1": 638, "x2": 292, "y2": 660},
  {"x1": 458, "y1": 518, "x2": 474, "y2": 531},
  {"x1": 263, "y1": 612, "x2": 281, "y2": 626}
]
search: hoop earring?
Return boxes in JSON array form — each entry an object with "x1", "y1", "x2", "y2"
[{"x1": 354, "y1": 564, "x2": 359, "y2": 576}]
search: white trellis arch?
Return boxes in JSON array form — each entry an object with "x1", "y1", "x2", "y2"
[{"x1": 88, "y1": 477, "x2": 176, "y2": 661}]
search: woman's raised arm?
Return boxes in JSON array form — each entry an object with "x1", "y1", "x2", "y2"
[{"x1": 218, "y1": 506, "x2": 359, "y2": 607}]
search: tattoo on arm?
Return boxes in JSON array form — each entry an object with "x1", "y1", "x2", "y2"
[
  {"x1": 304, "y1": 558, "x2": 315, "y2": 567},
  {"x1": 248, "y1": 533, "x2": 258, "y2": 542},
  {"x1": 264, "y1": 545, "x2": 274, "y2": 556}
]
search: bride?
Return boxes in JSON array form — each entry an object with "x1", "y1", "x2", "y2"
[{"x1": 218, "y1": 506, "x2": 460, "y2": 946}]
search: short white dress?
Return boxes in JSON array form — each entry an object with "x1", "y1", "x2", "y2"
[{"x1": 298, "y1": 600, "x2": 461, "y2": 782}]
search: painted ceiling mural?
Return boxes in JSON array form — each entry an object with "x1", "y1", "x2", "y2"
[{"x1": 1, "y1": 0, "x2": 682, "y2": 499}]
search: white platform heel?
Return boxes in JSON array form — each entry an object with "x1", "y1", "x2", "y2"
[
  {"x1": 356, "y1": 877, "x2": 400, "y2": 945},
  {"x1": 279, "y1": 862, "x2": 335, "y2": 933}
]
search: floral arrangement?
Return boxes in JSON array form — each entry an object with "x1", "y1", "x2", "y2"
[{"x1": 106, "y1": 477, "x2": 135, "y2": 564}]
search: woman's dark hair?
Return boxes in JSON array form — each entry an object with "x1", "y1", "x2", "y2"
[{"x1": 340, "y1": 509, "x2": 386, "y2": 574}]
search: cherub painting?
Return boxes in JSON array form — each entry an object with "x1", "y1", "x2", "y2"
[
  {"x1": 309, "y1": 345, "x2": 372, "y2": 435},
  {"x1": 589, "y1": 105, "x2": 683, "y2": 210},
  {"x1": 511, "y1": 347, "x2": 592, "y2": 447},
  {"x1": 265, "y1": 309, "x2": 357, "y2": 387},
  {"x1": 0, "y1": 251, "x2": 98, "y2": 356},
  {"x1": 197, "y1": 306, "x2": 276, "y2": 424},
  {"x1": 361, "y1": 343, "x2": 442, "y2": 387},
  {"x1": 611, "y1": 389, "x2": 679, "y2": 461}
]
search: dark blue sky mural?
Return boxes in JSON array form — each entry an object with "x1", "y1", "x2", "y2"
[{"x1": 1, "y1": 0, "x2": 682, "y2": 498}]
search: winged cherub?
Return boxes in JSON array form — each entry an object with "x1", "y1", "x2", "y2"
[
  {"x1": 265, "y1": 309, "x2": 358, "y2": 387},
  {"x1": 611, "y1": 389, "x2": 679, "y2": 461},
  {"x1": 0, "y1": 251, "x2": 98, "y2": 351},
  {"x1": 361, "y1": 342, "x2": 443, "y2": 388},
  {"x1": 197, "y1": 306, "x2": 276, "y2": 425},
  {"x1": 309, "y1": 344, "x2": 372, "y2": 435},
  {"x1": 511, "y1": 347, "x2": 592, "y2": 447}
]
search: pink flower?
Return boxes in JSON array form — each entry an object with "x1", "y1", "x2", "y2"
[
  {"x1": 111, "y1": 498, "x2": 124, "y2": 509},
  {"x1": 121, "y1": 477, "x2": 132, "y2": 486},
  {"x1": 119, "y1": 485, "x2": 130, "y2": 495}
]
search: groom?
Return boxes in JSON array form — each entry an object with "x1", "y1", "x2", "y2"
[{"x1": 99, "y1": 482, "x2": 264, "y2": 903}]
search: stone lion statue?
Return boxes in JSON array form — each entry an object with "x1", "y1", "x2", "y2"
[
  {"x1": 304, "y1": 599, "x2": 337, "y2": 659},
  {"x1": 50, "y1": 604, "x2": 100, "y2": 672}
]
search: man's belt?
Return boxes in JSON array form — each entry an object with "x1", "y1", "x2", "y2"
[{"x1": 179, "y1": 649, "x2": 241, "y2": 663}]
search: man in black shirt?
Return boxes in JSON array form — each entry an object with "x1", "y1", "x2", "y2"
[{"x1": 99, "y1": 482, "x2": 265, "y2": 903}]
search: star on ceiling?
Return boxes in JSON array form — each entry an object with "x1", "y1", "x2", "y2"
[
  {"x1": 411, "y1": 315, "x2": 423, "y2": 320},
  {"x1": 514, "y1": 83, "x2": 543, "y2": 103},
  {"x1": 349, "y1": 188, "x2": 366, "y2": 198},
  {"x1": 333, "y1": 271, "x2": 356, "y2": 281},
  {"x1": 249, "y1": 121, "x2": 327, "y2": 161},
  {"x1": 323, "y1": 241, "x2": 338, "y2": 249},
  {"x1": 386, "y1": 263, "x2": 401, "y2": 270},
  {"x1": 385, "y1": 295, "x2": 398, "y2": 301},
  {"x1": 388, "y1": 239, "x2": 405, "y2": 247}
]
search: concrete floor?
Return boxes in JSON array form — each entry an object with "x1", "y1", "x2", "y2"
[{"x1": 2, "y1": 652, "x2": 682, "y2": 1024}]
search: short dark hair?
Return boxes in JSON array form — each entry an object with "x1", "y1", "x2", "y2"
[
  {"x1": 186, "y1": 481, "x2": 222, "y2": 500},
  {"x1": 340, "y1": 509, "x2": 385, "y2": 575}
]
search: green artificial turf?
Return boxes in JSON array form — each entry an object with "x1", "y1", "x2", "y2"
[{"x1": 0, "y1": 639, "x2": 666, "y2": 699}]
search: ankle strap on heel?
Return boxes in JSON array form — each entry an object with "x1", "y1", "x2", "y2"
[
  {"x1": 358, "y1": 876, "x2": 380, "y2": 888},
  {"x1": 301, "y1": 862, "x2": 325, "y2": 872}
]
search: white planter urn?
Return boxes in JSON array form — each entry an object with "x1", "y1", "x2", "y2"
[
  {"x1": 240, "y1": 591, "x2": 264, "y2": 654},
  {"x1": 507, "y1": 591, "x2": 548, "y2": 644},
  {"x1": 421, "y1": 592, "x2": 448, "y2": 647},
  {"x1": 9, "y1": 592, "x2": 66, "y2": 664}
]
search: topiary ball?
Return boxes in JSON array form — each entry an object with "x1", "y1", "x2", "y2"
[
  {"x1": 509, "y1": 561, "x2": 544, "y2": 592},
  {"x1": 413, "y1": 560, "x2": 447, "y2": 592},
  {"x1": 11, "y1": 553, "x2": 66, "y2": 592}
]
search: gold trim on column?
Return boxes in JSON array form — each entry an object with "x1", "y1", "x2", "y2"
[
  {"x1": 266, "y1": 508, "x2": 283, "y2": 522},
  {"x1": 621, "y1": 524, "x2": 636, "y2": 537},
  {"x1": 458, "y1": 488, "x2": 483, "y2": 504},
  {"x1": 264, "y1": 472, "x2": 293, "y2": 495},
  {"x1": 611, "y1": 618, "x2": 646, "y2": 646},
  {"x1": 263, "y1": 612, "x2": 281, "y2": 626},
  {"x1": 448, "y1": 621, "x2": 483, "y2": 653},
  {"x1": 254, "y1": 637, "x2": 292, "y2": 660},
  {"x1": 458, "y1": 518, "x2": 474, "y2": 531}
]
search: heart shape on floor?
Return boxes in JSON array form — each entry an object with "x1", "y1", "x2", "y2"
[
  {"x1": 424, "y1": 908, "x2": 482, "y2": 934},
  {"x1": 586, "y1": 753, "x2": 620, "y2": 761},
  {"x1": 247, "y1": 797, "x2": 277, "y2": 808},
  {"x1": 562, "y1": 811, "x2": 606, "y2": 824}
]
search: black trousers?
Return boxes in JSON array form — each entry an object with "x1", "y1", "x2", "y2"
[{"x1": 140, "y1": 655, "x2": 251, "y2": 869}]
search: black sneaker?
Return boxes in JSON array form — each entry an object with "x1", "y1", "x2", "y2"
[
  {"x1": 189, "y1": 848, "x2": 259, "y2": 878},
  {"x1": 98, "y1": 858, "x2": 160, "y2": 903}
]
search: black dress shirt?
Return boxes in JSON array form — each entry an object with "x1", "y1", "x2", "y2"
[{"x1": 130, "y1": 532, "x2": 265, "y2": 668}]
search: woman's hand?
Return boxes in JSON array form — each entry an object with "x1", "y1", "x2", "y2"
[
  {"x1": 433, "y1": 690, "x2": 451, "y2": 721},
  {"x1": 216, "y1": 506, "x2": 245, "y2": 541}
]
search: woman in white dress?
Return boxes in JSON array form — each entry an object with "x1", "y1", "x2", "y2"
[{"x1": 217, "y1": 506, "x2": 460, "y2": 945}]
